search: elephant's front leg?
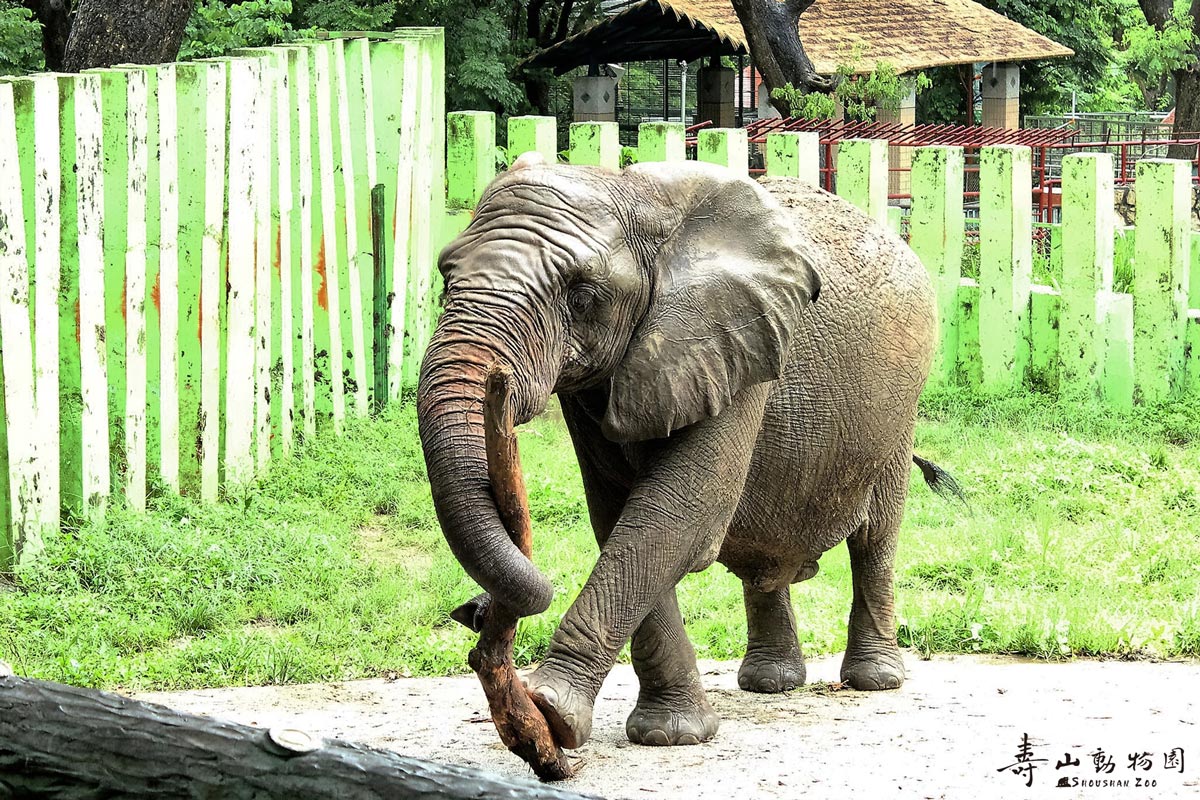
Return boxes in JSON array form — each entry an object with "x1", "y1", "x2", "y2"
[{"x1": 527, "y1": 384, "x2": 771, "y2": 749}]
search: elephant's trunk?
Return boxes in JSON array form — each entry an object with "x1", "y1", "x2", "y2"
[{"x1": 417, "y1": 327, "x2": 554, "y2": 619}]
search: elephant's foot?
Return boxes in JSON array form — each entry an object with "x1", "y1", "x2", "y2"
[
  {"x1": 840, "y1": 647, "x2": 905, "y2": 690},
  {"x1": 626, "y1": 690, "x2": 719, "y2": 746},
  {"x1": 523, "y1": 667, "x2": 595, "y2": 749},
  {"x1": 738, "y1": 648, "x2": 806, "y2": 693}
]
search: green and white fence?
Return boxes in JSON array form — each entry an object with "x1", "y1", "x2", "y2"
[
  {"x1": 0, "y1": 31, "x2": 446, "y2": 569},
  {"x1": 448, "y1": 113, "x2": 1200, "y2": 408}
]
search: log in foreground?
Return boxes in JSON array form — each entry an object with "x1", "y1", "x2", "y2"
[
  {"x1": 465, "y1": 363, "x2": 574, "y2": 781},
  {"x1": 0, "y1": 672, "x2": 600, "y2": 799}
]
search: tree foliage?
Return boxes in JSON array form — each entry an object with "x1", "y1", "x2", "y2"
[
  {"x1": 0, "y1": 0, "x2": 43, "y2": 74},
  {"x1": 772, "y1": 59, "x2": 932, "y2": 121}
]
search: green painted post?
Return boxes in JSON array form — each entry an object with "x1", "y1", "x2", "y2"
[
  {"x1": 909, "y1": 146, "x2": 964, "y2": 387},
  {"x1": 569, "y1": 121, "x2": 620, "y2": 169},
  {"x1": 55, "y1": 75, "x2": 85, "y2": 512},
  {"x1": 1186, "y1": 310, "x2": 1200, "y2": 394},
  {"x1": 394, "y1": 28, "x2": 446, "y2": 388},
  {"x1": 447, "y1": 110, "x2": 496, "y2": 210},
  {"x1": 508, "y1": 115, "x2": 557, "y2": 163},
  {"x1": 88, "y1": 69, "x2": 131, "y2": 497},
  {"x1": 1029, "y1": 285, "x2": 1061, "y2": 390},
  {"x1": 1192, "y1": 232, "x2": 1200, "y2": 311},
  {"x1": 836, "y1": 139, "x2": 888, "y2": 226},
  {"x1": 1099, "y1": 291, "x2": 1135, "y2": 410},
  {"x1": 368, "y1": 38, "x2": 413, "y2": 400},
  {"x1": 956, "y1": 278, "x2": 983, "y2": 385},
  {"x1": 116, "y1": 65, "x2": 161, "y2": 494},
  {"x1": 1132, "y1": 158, "x2": 1191, "y2": 403},
  {"x1": 697, "y1": 128, "x2": 748, "y2": 174},
  {"x1": 765, "y1": 131, "x2": 819, "y2": 184},
  {"x1": 1059, "y1": 153, "x2": 1114, "y2": 400},
  {"x1": 979, "y1": 145, "x2": 1033, "y2": 394},
  {"x1": 638, "y1": 121, "x2": 685, "y2": 163},
  {"x1": 0, "y1": 349, "x2": 9, "y2": 569}
]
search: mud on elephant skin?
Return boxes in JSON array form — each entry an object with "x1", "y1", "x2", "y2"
[{"x1": 419, "y1": 153, "x2": 959, "y2": 751}]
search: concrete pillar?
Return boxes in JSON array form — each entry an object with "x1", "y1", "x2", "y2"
[
  {"x1": 981, "y1": 63, "x2": 1020, "y2": 130},
  {"x1": 573, "y1": 75, "x2": 617, "y2": 123},
  {"x1": 876, "y1": 80, "x2": 916, "y2": 196},
  {"x1": 696, "y1": 64, "x2": 735, "y2": 128}
]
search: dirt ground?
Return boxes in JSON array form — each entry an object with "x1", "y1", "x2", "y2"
[{"x1": 137, "y1": 652, "x2": 1199, "y2": 799}]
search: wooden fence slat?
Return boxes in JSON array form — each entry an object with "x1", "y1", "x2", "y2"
[
  {"x1": 1132, "y1": 158, "x2": 1190, "y2": 403},
  {"x1": 909, "y1": 146, "x2": 965, "y2": 387},
  {"x1": 0, "y1": 83, "x2": 47, "y2": 562},
  {"x1": 343, "y1": 37, "x2": 375, "y2": 417},
  {"x1": 311, "y1": 41, "x2": 346, "y2": 433},
  {"x1": 223, "y1": 57, "x2": 262, "y2": 489},
  {"x1": 123, "y1": 70, "x2": 150, "y2": 510},
  {"x1": 333, "y1": 38, "x2": 368, "y2": 420},
  {"x1": 54, "y1": 75, "x2": 84, "y2": 514},
  {"x1": 271, "y1": 48, "x2": 296, "y2": 459},
  {"x1": 90, "y1": 69, "x2": 132, "y2": 506},
  {"x1": 200, "y1": 62, "x2": 227, "y2": 502},
  {"x1": 369, "y1": 39, "x2": 417, "y2": 400},
  {"x1": 979, "y1": 144, "x2": 1033, "y2": 394},
  {"x1": 157, "y1": 65, "x2": 180, "y2": 491},
  {"x1": 291, "y1": 46, "x2": 317, "y2": 443},
  {"x1": 74, "y1": 73, "x2": 110, "y2": 517},
  {"x1": 396, "y1": 29, "x2": 442, "y2": 389}
]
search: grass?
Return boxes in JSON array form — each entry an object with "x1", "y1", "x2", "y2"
[{"x1": 1, "y1": 388, "x2": 1198, "y2": 691}]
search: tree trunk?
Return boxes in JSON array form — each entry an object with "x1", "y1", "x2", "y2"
[
  {"x1": 1167, "y1": 0, "x2": 1200, "y2": 158},
  {"x1": 729, "y1": 0, "x2": 833, "y2": 116},
  {"x1": 0, "y1": 672, "x2": 600, "y2": 799},
  {"x1": 21, "y1": 1, "x2": 71, "y2": 71},
  {"x1": 61, "y1": 0, "x2": 195, "y2": 72}
]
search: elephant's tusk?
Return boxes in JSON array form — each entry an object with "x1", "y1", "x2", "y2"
[{"x1": 464, "y1": 362, "x2": 573, "y2": 781}]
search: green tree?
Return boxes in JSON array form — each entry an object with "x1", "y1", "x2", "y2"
[{"x1": 0, "y1": 0, "x2": 43, "y2": 74}]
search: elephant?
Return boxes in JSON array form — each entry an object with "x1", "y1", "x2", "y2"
[{"x1": 417, "y1": 152, "x2": 961, "y2": 750}]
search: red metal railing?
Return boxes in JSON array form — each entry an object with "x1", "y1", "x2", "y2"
[{"x1": 686, "y1": 117, "x2": 1200, "y2": 223}]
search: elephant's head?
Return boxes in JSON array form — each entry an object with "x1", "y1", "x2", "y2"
[{"x1": 417, "y1": 155, "x2": 822, "y2": 617}]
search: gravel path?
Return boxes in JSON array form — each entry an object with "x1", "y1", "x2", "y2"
[{"x1": 138, "y1": 653, "x2": 1199, "y2": 799}]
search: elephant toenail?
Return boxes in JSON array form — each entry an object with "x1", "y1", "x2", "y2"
[
  {"x1": 677, "y1": 734, "x2": 700, "y2": 745},
  {"x1": 643, "y1": 730, "x2": 670, "y2": 746},
  {"x1": 761, "y1": 678, "x2": 778, "y2": 692}
]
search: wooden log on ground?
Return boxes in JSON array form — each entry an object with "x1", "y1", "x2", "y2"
[
  {"x1": 465, "y1": 362, "x2": 573, "y2": 781},
  {"x1": 0, "y1": 670, "x2": 600, "y2": 799}
]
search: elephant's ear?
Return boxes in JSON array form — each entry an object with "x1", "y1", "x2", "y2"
[{"x1": 602, "y1": 163, "x2": 822, "y2": 442}]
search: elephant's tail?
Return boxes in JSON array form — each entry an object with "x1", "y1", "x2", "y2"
[{"x1": 912, "y1": 454, "x2": 968, "y2": 506}]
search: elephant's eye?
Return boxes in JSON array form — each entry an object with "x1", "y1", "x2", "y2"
[{"x1": 568, "y1": 283, "x2": 598, "y2": 315}]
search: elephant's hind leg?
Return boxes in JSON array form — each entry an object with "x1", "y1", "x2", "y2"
[
  {"x1": 841, "y1": 449, "x2": 909, "y2": 690},
  {"x1": 738, "y1": 583, "x2": 806, "y2": 693},
  {"x1": 625, "y1": 589, "x2": 718, "y2": 746}
]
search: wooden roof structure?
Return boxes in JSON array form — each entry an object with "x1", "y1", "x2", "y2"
[{"x1": 528, "y1": 0, "x2": 1073, "y2": 75}]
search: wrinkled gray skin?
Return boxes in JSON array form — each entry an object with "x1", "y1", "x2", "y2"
[{"x1": 417, "y1": 155, "x2": 937, "y2": 750}]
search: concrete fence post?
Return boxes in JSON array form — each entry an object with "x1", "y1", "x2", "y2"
[
  {"x1": 638, "y1": 121, "x2": 685, "y2": 163},
  {"x1": 447, "y1": 110, "x2": 496, "y2": 210},
  {"x1": 979, "y1": 145, "x2": 1033, "y2": 394},
  {"x1": 908, "y1": 146, "x2": 965, "y2": 387},
  {"x1": 1132, "y1": 158, "x2": 1191, "y2": 403},
  {"x1": 508, "y1": 115, "x2": 557, "y2": 163},
  {"x1": 569, "y1": 121, "x2": 620, "y2": 169},
  {"x1": 1059, "y1": 153, "x2": 1115, "y2": 400},
  {"x1": 697, "y1": 128, "x2": 748, "y2": 174},
  {"x1": 835, "y1": 138, "x2": 888, "y2": 226},
  {"x1": 765, "y1": 131, "x2": 819, "y2": 184}
]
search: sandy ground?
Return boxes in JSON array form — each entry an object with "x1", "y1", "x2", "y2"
[{"x1": 137, "y1": 653, "x2": 1200, "y2": 800}]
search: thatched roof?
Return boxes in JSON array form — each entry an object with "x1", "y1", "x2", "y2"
[{"x1": 528, "y1": 0, "x2": 1073, "y2": 75}]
